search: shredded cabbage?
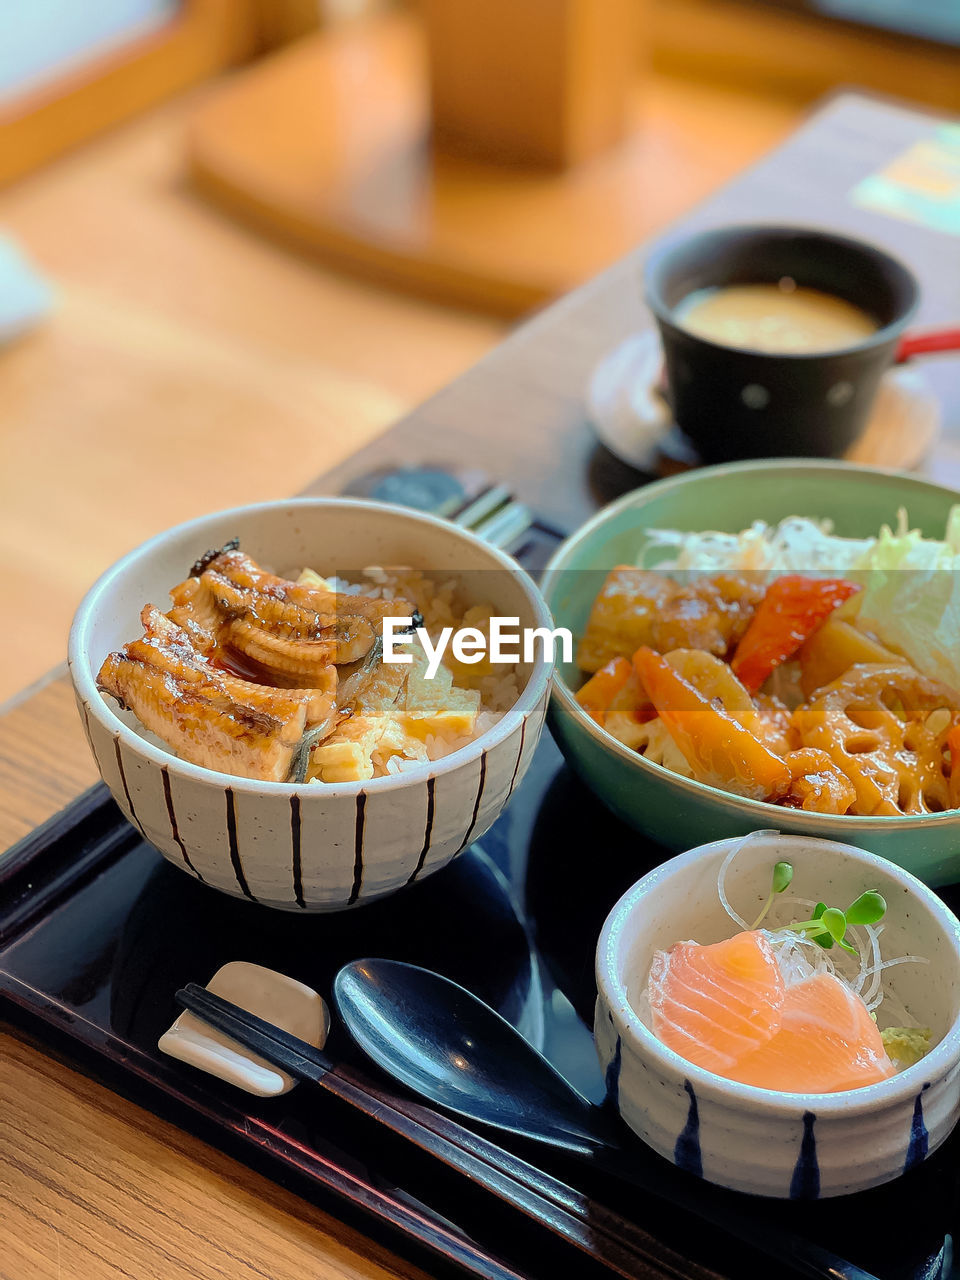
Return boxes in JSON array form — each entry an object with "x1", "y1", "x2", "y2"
[{"x1": 641, "y1": 509, "x2": 960, "y2": 690}]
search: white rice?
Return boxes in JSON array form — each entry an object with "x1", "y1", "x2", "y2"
[{"x1": 310, "y1": 565, "x2": 520, "y2": 780}]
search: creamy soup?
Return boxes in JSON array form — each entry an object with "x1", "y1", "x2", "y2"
[{"x1": 674, "y1": 282, "x2": 877, "y2": 354}]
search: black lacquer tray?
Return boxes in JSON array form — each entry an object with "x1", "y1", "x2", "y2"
[{"x1": 2, "y1": 731, "x2": 959, "y2": 1280}]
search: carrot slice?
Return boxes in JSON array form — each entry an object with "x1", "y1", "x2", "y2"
[
  {"x1": 634, "y1": 647, "x2": 791, "y2": 800},
  {"x1": 732, "y1": 576, "x2": 861, "y2": 693},
  {"x1": 576, "y1": 656, "x2": 632, "y2": 726}
]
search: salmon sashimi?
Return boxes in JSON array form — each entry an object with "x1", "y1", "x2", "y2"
[
  {"x1": 648, "y1": 931, "x2": 785, "y2": 1075},
  {"x1": 732, "y1": 973, "x2": 895, "y2": 1093},
  {"x1": 647, "y1": 928, "x2": 897, "y2": 1093}
]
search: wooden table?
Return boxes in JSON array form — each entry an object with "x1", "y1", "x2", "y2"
[
  {"x1": 3, "y1": 91, "x2": 959, "y2": 1280},
  {"x1": 317, "y1": 91, "x2": 960, "y2": 527},
  {"x1": 0, "y1": 87, "x2": 507, "y2": 708},
  {"x1": 0, "y1": 69, "x2": 798, "y2": 706}
]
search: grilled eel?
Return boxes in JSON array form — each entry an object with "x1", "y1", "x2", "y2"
[
  {"x1": 97, "y1": 546, "x2": 420, "y2": 780},
  {"x1": 97, "y1": 607, "x2": 339, "y2": 781},
  {"x1": 168, "y1": 549, "x2": 418, "y2": 684},
  {"x1": 197, "y1": 549, "x2": 416, "y2": 632}
]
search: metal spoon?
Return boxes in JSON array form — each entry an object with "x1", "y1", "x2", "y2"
[
  {"x1": 335, "y1": 956, "x2": 615, "y2": 1153},
  {"x1": 334, "y1": 958, "x2": 881, "y2": 1280}
]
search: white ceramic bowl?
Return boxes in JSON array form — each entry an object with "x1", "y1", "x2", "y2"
[
  {"x1": 69, "y1": 498, "x2": 552, "y2": 911},
  {"x1": 595, "y1": 831, "x2": 960, "y2": 1198}
]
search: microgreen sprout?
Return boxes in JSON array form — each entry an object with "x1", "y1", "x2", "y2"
[
  {"x1": 751, "y1": 861, "x2": 794, "y2": 928},
  {"x1": 788, "y1": 888, "x2": 886, "y2": 954},
  {"x1": 751, "y1": 861, "x2": 887, "y2": 953}
]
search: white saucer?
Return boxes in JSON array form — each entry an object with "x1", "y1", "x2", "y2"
[
  {"x1": 588, "y1": 330, "x2": 941, "y2": 472},
  {"x1": 587, "y1": 331, "x2": 672, "y2": 471}
]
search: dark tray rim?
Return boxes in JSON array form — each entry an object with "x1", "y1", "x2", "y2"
[{"x1": 0, "y1": 785, "x2": 534, "y2": 1280}]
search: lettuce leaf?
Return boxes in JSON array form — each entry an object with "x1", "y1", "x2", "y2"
[{"x1": 851, "y1": 513, "x2": 960, "y2": 691}]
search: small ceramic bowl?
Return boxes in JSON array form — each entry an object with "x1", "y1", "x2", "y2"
[
  {"x1": 542, "y1": 459, "x2": 960, "y2": 885},
  {"x1": 595, "y1": 831, "x2": 960, "y2": 1198},
  {"x1": 69, "y1": 498, "x2": 552, "y2": 911}
]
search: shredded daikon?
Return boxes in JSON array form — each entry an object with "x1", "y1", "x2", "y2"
[
  {"x1": 717, "y1": 831, "x2": 779, "y2": 931},
  {"x1": 860, "y1": 923, "x2": 884, "y2": 1010},
  {"x1": 763, "y1": 929, "x2": 836, "y2": 986},
  {"x1": 859, "y1": 953, "x2": 930, "y2": 1009},
  {"x1": 717, "y1": 836, "x2": 929, "y2": 1020}
]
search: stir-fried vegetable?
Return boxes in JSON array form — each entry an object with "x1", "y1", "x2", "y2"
[
  {"x1": 731, "y1": 575, "x2": 861, "y2": 692},
  {"x1": 644, "y1": 510, "x2": 960, "y2": 693},
  {"x1": 577, "y1": 513, "x2": 960, "y2": 816},
  {"x1": 798, "y1": 617, "x2": 904, "y2": 699},
  {"x1": 575, "y1": 656, "x2": 632, "y2": 726},
  {"x1": 633, "y1": 647, "x2": 791, "y2": 800}
]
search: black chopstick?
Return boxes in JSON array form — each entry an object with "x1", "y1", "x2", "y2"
[{"x1": 176, "y1": 984, "x2": 710, "y2": 1280}]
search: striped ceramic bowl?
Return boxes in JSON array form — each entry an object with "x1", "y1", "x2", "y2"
[
  {"x1": 68, "y1": 498, "x2": 552, "y2": 911},
  {"x1": 595, "y1": 831, "x2": 960, "y2": 1197}
]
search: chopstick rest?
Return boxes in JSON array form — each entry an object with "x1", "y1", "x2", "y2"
[
  {"x1": 175, "y1": 983, "x2": 704, "y2": 1280},
  {"x1": 159, "y1": 961, "x2": 329, "y2": 1096}
]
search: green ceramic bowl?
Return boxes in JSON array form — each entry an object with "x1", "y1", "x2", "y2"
[{"x1": 542, "y1": 459, "x2": 960, "y2": 886}]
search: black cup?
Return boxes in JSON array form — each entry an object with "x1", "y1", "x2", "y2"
[{"x1": 644, "y1": 225, "x2": 919, "y2": 462}]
